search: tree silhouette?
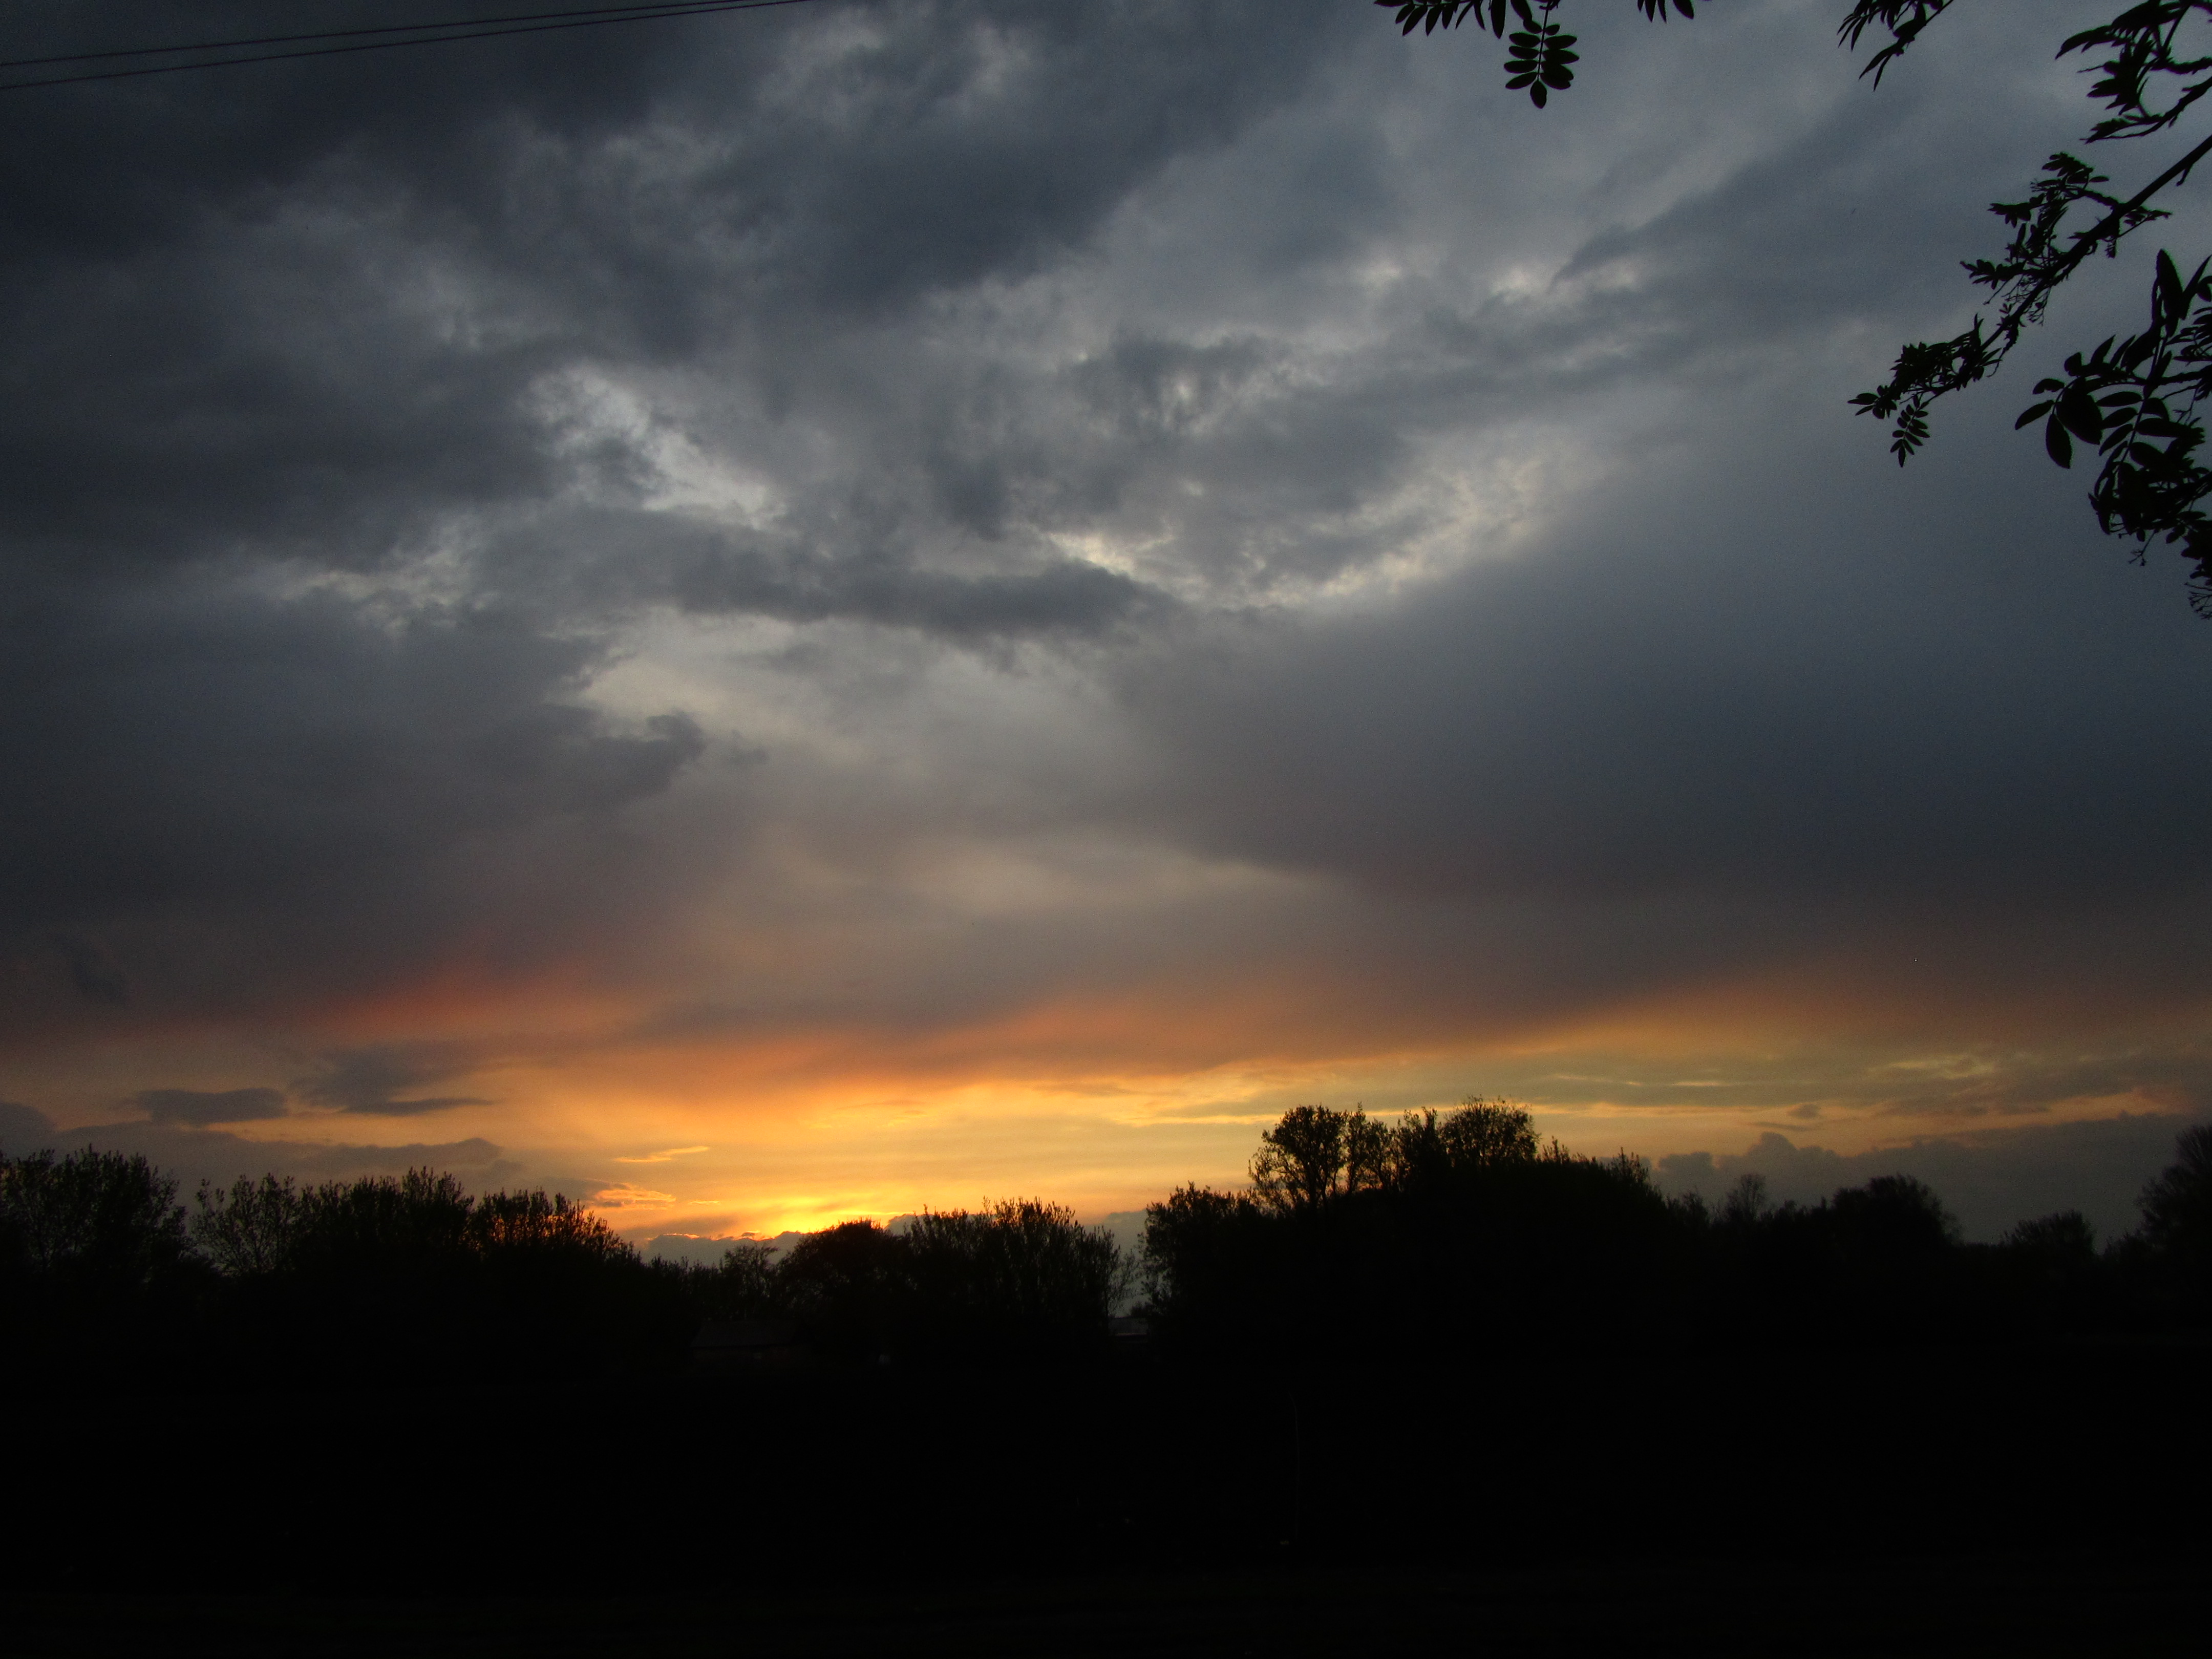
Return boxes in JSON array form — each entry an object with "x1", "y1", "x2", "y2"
[
  {"x1": 1, "y1": 1147, "x2": 203, "y2": 1380},
  {"x1": 1250, "y1": 1104, "x2": 1363, "y2": 1212},
  {"x1": 191, "y1": 1173, "x2": 302, "y2": 1276},
  {"x1": 184, "y1": 1166, "x2": 693, "y2": 1381},
  {"x1": 2136, "y1": 1122, "x2": 2212, "y2": 1317},
  {"x1": 1145, "y1": 1099, "x2": 1691, "y2": 1358},
  {"x1": 1, "y1": 1147, "x2": 191, "y2": 1292},
  {"x1": 704, "y1": 1238, "x2": 780, "y2": 1316},
  {"x1": 756, "y1": 1203, "x2": 1129, "y2": 1363},
  {"x1": 1382, "y1": 1097, "x2": 1548, "y2": 1189},
  {"x1": 905, "y1": 1200, "x2": 1129, "y2": 1356},
  {"x1": 775, "y1": 1218, "x2": 910, "y2": 1361}
]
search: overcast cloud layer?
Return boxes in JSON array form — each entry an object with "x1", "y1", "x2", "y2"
[{"x1": 2, "y1": 0, "x2": 2206, "y2": 1236}]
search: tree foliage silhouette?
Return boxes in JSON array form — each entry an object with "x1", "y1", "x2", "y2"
[
  {"x1": 731, "y1": 1201, "x2": 1128, "y2": 1362},
  {"x1": 184, "y1": 1166, "x2": 691, "y2": 1380},
  {"x1": 1, "y1": 1148, "x2": 190, "y2": 1290},
  {"x1": 1145, "y1": 1099, "x2": 1691, "y2": 1357},
  {"x1": 1141, "y1": 1103, "x2": 2212, "y2": 1356},
  {"x1": 1384, "y1": 0, "x2": 2212, "y2": 613},
  {"x1": 2135, "y1": 1120, "x2": 2212, "y2": 1315}
]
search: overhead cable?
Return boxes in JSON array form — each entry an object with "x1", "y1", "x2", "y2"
[{"x1": 0, "y1": 0, "x2": 827, "y2": 93}]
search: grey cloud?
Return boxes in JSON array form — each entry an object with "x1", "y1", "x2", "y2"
[
  {"x1": 52, "y1": 937, "x2": 126, "y2": 1006},
  {"x1": 705, "y1": 3, "x2": 1345, "y2": 316},
  {"x1": 0, "y1": 579, "x2": 707, "y2": 1026},
  {"x1": 641, "y1": 1233, "x2": 748, "y2": 1267},
  {"x1": 635, "y1": 1228, "x2": 809, "y2": 1263},
  {"x1": 1549, "y1": 66, "x2": 2039, "y2": 362},
  {"x1": 294, "y1": 1046, "x2": 494, "y2": 1117},
  {"x1": 0, "y1": 1, "x2": 1360, "y2": 570},
  {"x1": 20, "y1": 1117, "x2": 520, "y2": 1195},
  {"x1": 661, "y1": 531, "x2": 1165, "y2": 639},
  {"x1": 1657, "y1": 1114, "x2": 2205, "y2": 1244},
  {"x1": 0, "y1": 1100, "x2": 56, "y2": 1154},
  {"x1": 1660, "y1": 1135, "x2": 1848, "y2": 1209},
  {"x1": 1113, "y1": 377, "x2": 2212, "y2": 977},
  {"x1": 0, "y1": 1, "x2": 1388, "y2": 1039},
  {"x1": 1862, "y1": 1047, "x2": 2212, "y2": 1122},
  {"x1": 135, "y1": 1088, "x2": 288, "y2": 1126}
]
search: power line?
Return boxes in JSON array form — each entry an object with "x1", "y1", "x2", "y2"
[
  {"x1": 0, "y1": 0, "x2": 828, "y2": 94},
  {"x1": 0, "y1": 2, "x2": 767, "y2": 72}
]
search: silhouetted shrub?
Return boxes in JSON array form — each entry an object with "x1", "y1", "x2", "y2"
[
  {"x1": 745, "y1": 1203, "x2": 1128, "y2": 1363},
  {"x1": 2134, "y1": 1123, "x2": 2212, "y2": 1324},
  {"x1": 775, "y1": 1218, "x2": 911, "y2": 1362},
  {"x1": 186, "y1": 1167, "x2": 691, "y2": 1384},
  {"x1": 1143, "y1": 1102, "x2": 1695, "y2": 1360},
  {"x1": 3, "y1": 1147, "x2": 192, "y2": 1291},
  {"x1": 192, "y1": 1174, "x2": 303, "y2": 1276},
  {"x1": 0, "y1": 1148, "x2": 205, "y2": 1382},
  {"x1": 1980, "y1": 1210, "x2": 2114, "y2": 1335},
  {"x1": 903, "y1": 1200, "x2": 1128, "y2": 1358}
]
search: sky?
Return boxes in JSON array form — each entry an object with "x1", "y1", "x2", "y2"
[{"x1": 3, "y1": 0, "x2": 2208, "y2": 1247}]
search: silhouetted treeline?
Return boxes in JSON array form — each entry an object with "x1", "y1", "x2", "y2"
[
  {"x1": 1141, "y1": 1103, "x2": 2212, "y2": 1359},
  {"x1": 0, "y1": 1154, "x2": 1126, "y2": 1387},
  {"x1": 3, "y1": 1111, "x2": 2208, "y2": 1389},
  {"x1": 0, "y1": 1157, "x2": 696, "y2": 1386},
  {"x1": 695, "y1": 1201, "x2": 1129, "y2": 1363}
]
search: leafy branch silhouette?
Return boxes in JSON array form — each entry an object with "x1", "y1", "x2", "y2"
[{"x1": 1386, "y1": 0, "x2": 2212, "y2": 613}]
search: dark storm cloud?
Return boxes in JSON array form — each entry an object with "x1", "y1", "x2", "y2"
[
  {"x1": 1125, "y1": 394, "x2": 2212, "y2": 908},
  {"x1": 674, "y1": 544, "x2": 1162, "y2": 637},
  {"x1": 0, "y1": 1, "x2": 1374, "y2": 1031},
  {"x1": 1066, "y1": 2, "x2": 2212, "y2": 981},
  {"x1": 43, "y1": 1121, "x2": 519, "y2": 1194},
  {"x1": 136, "y1": 1087, "x2": 288, "y2": 1126},
  {"x1": 0, "y1": 1100, "x2": 55, "y2": 1153},
  {"x1": 0, "y1": 1092, "x2": 515, "y2": 1188},
  {"x1": 0, "y1": 1, "x2": 1357, "y2": 566},
  {"x1": 0, "y1": 575, "x2": 707, "y2": 1024},
  {"x1": 538, "y1": 509, "x2": 1167, "y2": 637},
  {"x1": 294, "y1": 1045, "x2": 494, "y2": 1116},
  {"x1": 53, "y1": 936, "x2": 127, "y2": 1006}
]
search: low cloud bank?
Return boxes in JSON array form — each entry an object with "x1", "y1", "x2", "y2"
[
  {"x1": 1657, "y1": 1113, "x2": 2200, "y2": 1242},
  {"x1": 0, "y1": 1100, "x2": 517, "y2": 1194}
]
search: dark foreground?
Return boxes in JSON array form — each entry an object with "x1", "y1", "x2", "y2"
[
  {"x1": 14, "y1": 1559, "x2": 2207, "y2": 1658},
  {"x1": 10, "y1": 1342, "x2": 2207, "y2": 1655}
]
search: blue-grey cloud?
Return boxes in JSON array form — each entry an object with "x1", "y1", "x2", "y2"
[
  {"x1": 0, "y1": 1100, "x2": 56, "y2": 1154},
  {"x1": 0, "y1": 1112, "x2": 518, "y2": 1192},
  {"x1": 135, "y1": 1088, "x2": 288, "y2": 1126},
  {"x1": 293, "y1": 1046, "x2": 496, "y2": 1116},
  {"x1": 1657, "y1": 1114, "x2": 2206, "y2": 1244}
]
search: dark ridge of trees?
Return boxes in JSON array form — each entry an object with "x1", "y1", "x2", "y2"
[
  {"x1": 692, "y1": 1200, "x2": 1129, "y2": 1364},
  {"x1": 0, "y1": 1158, "x2": 703, "y2": 1388},
  {"x1": 1144, "y1": 1100, "x2": 1699, "y2": 1359},
  {"x1": 0, "y1": 1154, "x2": 1128, "y2": 1390},
  {"x1": 2105, "y1": 1119, "x2": 2212, "y2": 1329},
  {"x1": 181, "y1": 1167, "x2": 695, "y2": 1384},
  {"x1": 0, "y1": 1148, "x2": 205, "y2": 1377},
  {"x1": 1142, "y1": 1102, "x2": 2212, "y2": 1360},
  {"x1": 3, "y1": 1109, "x2": 2209, "y2": 1392}
]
